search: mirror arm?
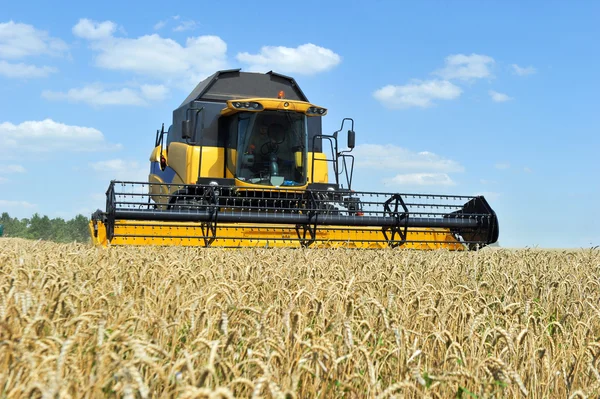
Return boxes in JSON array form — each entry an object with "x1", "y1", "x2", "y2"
[{"x1": 182, "y1": 105, "x2": 205, "y2": 143}]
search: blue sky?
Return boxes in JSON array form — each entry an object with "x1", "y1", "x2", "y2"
[{"x1": 0, "y1": 1, "x2": 598, "y2": 248}]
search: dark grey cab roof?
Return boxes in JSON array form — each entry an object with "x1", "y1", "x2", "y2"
[{"x1": 180, "y1": 69, "x2": 310, "y2": 106}]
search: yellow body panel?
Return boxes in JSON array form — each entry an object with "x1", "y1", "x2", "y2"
[
  {"x1": 149, "y1": 145, "x2": 167, "y2": 163},
  {"x1": 226, "y1": 148, "x2": 237, "y2": 178},
  {"x1": 166, "y1": 143, "x2": 224, "y2": 184},
  {"x1": 309, "y1": 152, "x2": 329, "y2": 184},
  {"x1": 89, "y1": 220, "x2": 466, "y2": 250},
  {"x1": 197, "y1": 146, "x2": 224, "y2": 180}
]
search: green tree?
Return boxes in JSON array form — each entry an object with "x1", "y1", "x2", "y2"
[
  {"x1": 0, "y1": 212, "x2": 28, "y2": 237},
  {"x1": 0, "y1": 212, "x2": 91, "y2": 243},
  {"x1": 28, "y1": 213, "x2": 52, "y2": 240},
  {"x1": 50, "y1": 217, "x2": 69, "y2": 242},
  {"x1": 67, "y1": 215, "x2": 91, "y2": 243}
]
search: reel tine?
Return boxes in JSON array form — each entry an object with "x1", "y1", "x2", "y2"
[{"x1": 91, "y1": 181, "x2": 498, "y2": 250}]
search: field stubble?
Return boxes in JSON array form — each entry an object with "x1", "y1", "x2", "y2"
[{"x1": 0, "y1": 238, "x2": 599, "y2": 398}]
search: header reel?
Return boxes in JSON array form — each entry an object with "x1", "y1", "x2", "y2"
[{"x1": 90, "y1": 180, "x2": 499, "y2": 250}]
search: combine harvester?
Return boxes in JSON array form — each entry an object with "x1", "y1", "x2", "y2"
[{"x1": 89, "y1": 69, "x2": 499, "y2": 250}]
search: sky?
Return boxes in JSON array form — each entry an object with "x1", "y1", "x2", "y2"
[{"x1": 0, "y1": 0, "x2": 598, "y2": 248}]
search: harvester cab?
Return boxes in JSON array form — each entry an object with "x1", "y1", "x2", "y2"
[{"x1": 90, "y1": 69, "x2": 499, "y2": 249}]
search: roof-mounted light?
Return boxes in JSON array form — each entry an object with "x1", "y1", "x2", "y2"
[
  {"x1": 231, "y1": 101, "x2": 264, "y2": 111},
  {"x1": 306, "y1": 106, "x2": 327, "y2": 116},
  {"x1": 278, "y1": 90, "x2": 285, "y2": 99}
]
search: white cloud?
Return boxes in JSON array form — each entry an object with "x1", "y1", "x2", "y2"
[
  {"x1": 353, "y1": 143, "x2": 464, "y2": 188},
  {"x1": 354, "y1": 144, "x2": 465, "y2": 173},
  {"x1": 511, "y1": 64, "x2": 536, "y2": 76},
  {"x1": 489, "y1": 90, "x2": 512, "y2": 102},
  {"x1": 153, "y1": 20, "x2": 167, "y2": 30},
  {"x1": 495, "y1": 162, "x2": 510, "y2": 170},
  {"x1": 72, "y1": 18, "x2": 117, "y2": 40},
  {"x1": 153, "y1": 15, "x2": 184, "y2": 31},
  {"x1": 524, "y1": 167, "x2": 532, "y2": 173},
  {"x1": 90, "y1": 159, "x2": 136, "y2": 172},
  {"x1": 0, "y1": 119, "x2": 121, "y2": 153},
  {"x1": 139, "y1": 84, "x2": 169, "y2": 100},
  {"x1": 383, "y1": 173, "x2": 456, "y2": 187},
  {"x1": 0, "y1": 199, "x2": 37, "y2": 208},
  {"x1": 173, "y1": 20, "x2": 197, "y2": 32},
  {"x1": 0, "y1": 60, "x2": 56, "y2": 78},
  {"x1": 99, "y1": 34, "x2": 227, "y2": 85},
  {"x1": 1, "y1": 164, "x2": 26, "y2": 173},
  {"x1": 373, "y1": 80, "x2": 462, "y2": 109},
  {"x1": 0, "y1": 20, "x2": 67, "y2": 59},
  {"x1": 434, "y1": 53, "x2": 495, "y2": 81},
  {"x1": 0, "y1": 21, "x2": 66, "y2": 80},
  {"x1": 42, "y1": 83, "x2": 169, "y2": 106},
  {"x1": 89, "y1": 159, "x2": 148, "y2": 182},
  {"x1": 73, "y1": 19, "x2": 228, "y2": 87},
  {"x1": 0, "y1": 176, "x2": 7, "y2": 183},
  {"x1": 236, "y1": 43, "x2": 341, "y2": 75},
  {"x1": 95, "y1": 34, "x2": 227, "y2": 86}
]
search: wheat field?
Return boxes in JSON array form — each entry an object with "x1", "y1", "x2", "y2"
[{"x1": 1, "y1": 238, "x2": 599, "y2": 398}]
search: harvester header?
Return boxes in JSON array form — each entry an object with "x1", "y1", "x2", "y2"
[{"x1": 89, "y1": 69, "x2": 499, "y2": 249}]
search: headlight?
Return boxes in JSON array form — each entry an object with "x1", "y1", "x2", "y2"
[
  {"x1": 306, "y1": 106, "x2": 327, "y2": 116},
  {"x1": 231, "y1": 101, "x2": 263, "y2": 111}
]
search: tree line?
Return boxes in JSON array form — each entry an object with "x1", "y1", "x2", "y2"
[{"x1": 0, "y1": 212, "x2": 90, "y2": 243}]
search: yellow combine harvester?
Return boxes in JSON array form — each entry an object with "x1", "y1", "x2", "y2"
[{"x1": 90, "y1": 69, "x2": 499, "y2": 249}]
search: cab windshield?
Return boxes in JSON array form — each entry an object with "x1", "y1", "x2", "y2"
[{"x1": 236, "y1": 110, "x2": 307, "y2": 186}]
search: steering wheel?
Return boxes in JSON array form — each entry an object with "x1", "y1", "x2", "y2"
[
  {"x1": 269, "y1": 133, "x2": 285, "y2": 145},
  {"x1": 260, "y1": 141, "x2": 278, "y2": 155},
  {"x1": 267, "y1": 123, "x2": 285, "y2": 145}
]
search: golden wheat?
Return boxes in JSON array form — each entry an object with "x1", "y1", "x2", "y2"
[{"x1": 0, "y1": 237, "x2": 599, "y2": 398}]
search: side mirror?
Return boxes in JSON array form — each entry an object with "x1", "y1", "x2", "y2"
[
  {"x1": 182, "y1": 120, "x2": 192, "y2": 140},
  {"x1": 347, "y1": 130, "x2": 355, "y2": 149}
]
